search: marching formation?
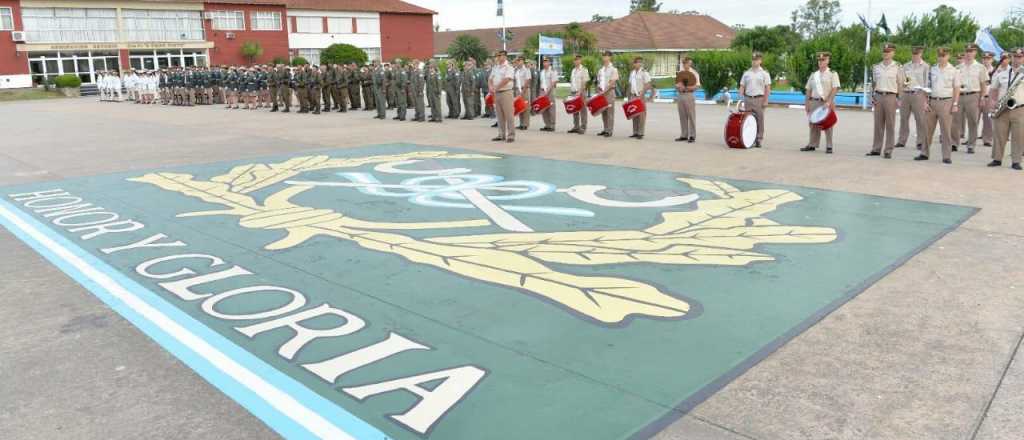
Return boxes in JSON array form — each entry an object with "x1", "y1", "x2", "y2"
[{"x1": 96, "y1": 44, "x2": 1023, "y2": 170}]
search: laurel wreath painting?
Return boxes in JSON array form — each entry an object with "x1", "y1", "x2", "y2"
[{"x1": 129, "y1": 151, "x2": 838, "y2": 325}]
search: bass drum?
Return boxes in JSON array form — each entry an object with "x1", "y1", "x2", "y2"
[{"x1": 724, "y1": 111, "x2": 758, "y2": 149}]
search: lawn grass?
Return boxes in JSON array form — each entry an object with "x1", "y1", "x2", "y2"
[{"x1": 0, "y1": 88, "x2": 69, "y2": 102}]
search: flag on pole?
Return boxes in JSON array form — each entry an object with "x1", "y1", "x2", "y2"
[
  {"x1": 976, "y1": 28, "x2": 1005, "y2": 59},
  {"x1": 497, "y1": 0, "x2": 503, "y2": 17},
  {"x1": 538, "y1": 35, "x2": 564, "y2": 55},
  {"x1": 877, "y1": 14, "x2": 890, "y2": 35}
]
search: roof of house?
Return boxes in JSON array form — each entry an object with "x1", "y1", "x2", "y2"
[
  {"x1": 141, "y1": 0, "x2": 436, "y2": 15},
  {"x1": 434, "y1": 12, "x2": 734, "y2": 55}
]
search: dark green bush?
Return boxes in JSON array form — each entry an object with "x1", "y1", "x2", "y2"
[{"x1": 53, "y1": 74, "x2": 82, "y2": 88}]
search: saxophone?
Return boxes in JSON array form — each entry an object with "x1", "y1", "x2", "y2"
[{"x1": 994, "y1": 69, "x2": 1022, "y2": 118}]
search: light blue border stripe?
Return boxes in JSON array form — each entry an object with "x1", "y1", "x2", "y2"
[{"x1": 0, "y1": 199, "x2": 391, "y2": 440}]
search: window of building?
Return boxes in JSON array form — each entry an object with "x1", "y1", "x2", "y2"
[
  {"x1": 296, "y1": 48, "x2": 320, "y2": 66},
  {"x1": 122, "y1": 10, "x2": 204, "y2": 41},
  {"x1": 28, "y1": 50, "x2": 121, "y2": 86},
  {"x1": 22, "y1": 8, "x2": 118, "y2": 43},
  {"x1": 0, "y1": 7, "x2": 13, "y2": 31},
  {"x1": 294, "y1": 16, "x2": 322, "y2": 33},
  {"x1": 208, "y1": 10, "x2": 244, "y2": 31},
  {"x1": 326, "y1": 17, "x2": 351, "y2": 33},
  {"x1": 355, "y1": 18, "x2": 379, "y2": 34},
  {"x1": 362, "y1": 47, "x2": 381, "y2": 62},
  {"x1": 251, "y1": 11, "x2": 281, "y2": 31}
]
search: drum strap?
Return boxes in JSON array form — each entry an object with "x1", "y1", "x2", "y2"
[{"x1": 812, "y1": 71, "x2": 825, "y2": 100}]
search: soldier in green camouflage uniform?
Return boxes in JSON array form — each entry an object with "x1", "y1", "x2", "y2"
[
  {"x1": 331, "y1": 64, "x2": 347, "y2": 112},
  {"x1": 372, "y1": 61, "x2": 387, "y2": 120},
  {"x1": 385, "y1": 63, "x2": 396, "y2": 109},
  {"x1": 347, "y1": 63, "x2": 361, "y2": 110},
  {"x1": 460, "y1": 60, "x2": 476, "y2": 119},
  {"x1": 445, "y1": 63, "x2": 461, "y2": 119},
  {"x1": 268, "y1": 64, "x2": 280, "y2": 112},
  {"x1": 410, "y1": 60, "x2": 426, "y2": 122},
  {"x1": 361, "y1": 66, "x2": 375, "y2": 111},
  {"x1": 393, "y1": 62, "x2": 408, "y2": 121},
  {"x1": 321, "y1": 64, "x2": 334, "y2": 112},
  {"x1": 295, "y1": 65, "x2": 309, "y2": 113},
  {"x1": 308, "y1": 65, "x2": 322, "y2": 115},
  {"x1": 426, "y1": 60, "x2": 443, "y2": 123}
]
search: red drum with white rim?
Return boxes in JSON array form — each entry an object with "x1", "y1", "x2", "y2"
[
  {"x1": 531, "y1": 95, "x2": 552, "y2": 113},
  {"x1": 809, "y1": 105, "x2": 838, "y2": 130},
  {"x1": 586, "y1": 94, "x2": 611, "y2": 116},
  {"x1": 513, "y1": 95, "x2": 528, "y2": 116},
  {"x1": 485, "y1": 93, "x2": 494, "y2": 107},
  {"x1": 623, "y1": 98, "x2": 646, "y2": 119},
  {"x1": 564, "y1": 95, "x2": 584, "y2": 114}
]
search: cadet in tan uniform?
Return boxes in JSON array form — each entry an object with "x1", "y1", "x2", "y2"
[
  {"x1": 738, "y1": 52, "x2": 771, "y2": 147},
  {"x1": 953, "y1": 44, "x2": 988, "y2": 153},
  {"x1": 513, "y1": 57, "x2": 531, "y2": 128},
  {"x1": 489, "y1": 51, "x2": 516, "y2": 143},
  {"x1": 917, "y1": 47, "x2": 961, "y2": 164},
  {"x1": 981, "y1": 52, "x2": 996, "y2": 146},
  {"x1": 568, "y1": 55, "x2": 590, "y2": 135},
  {"x1": 595, "y1": 50, "x2": 619, "y2": 137},
  {"x1": 675, "y1": 56, "x2": 700, "y2": 142},
  {"x1": 537, "y1": 57, "x2": 558, "y2": 131},
  {"x1": 802, "y1": 52, "x2": 840, "y2": 154},
  {"x1": 898, "y1": 46, "x2": 930, "y2": 150},
  {"x1": 988, "y1": 48, "x2": 1024, "y2": 170},
  {"x1": 868, "y1": 43, "x2": 905, "y2": 157},
  {"x1": 627, "y1": 57, "x2": 652, "y2": 139}
]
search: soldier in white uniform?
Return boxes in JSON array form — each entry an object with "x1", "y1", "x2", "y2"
[
  {"x1": 987, "y1": 48, "x2": 1024, "y2": 170},
  {"x1": 981, "y1": 52, "x2": 997, "y2": 147},
  {"x1": 738, "y1": 52, "x2": 771, "y2": 148},
  {"x1": 513, "y1": 57, "x2": 532, "y2": 130},
  {"x1": 595, "y1": 50, "x2": 619, "y2": 137},
  {"x1": 568, "y1": 55, "x2": 590, "y2": 135},
  {"x1": 917, "y1": 47, "x2": 961, "y2": 164},
  {"x1": 627, "y1": 57, "x2": 652, "y2": 139},
  {"x1": 898, "y1": 46, "x2": 930, "y2": 150},
  {"x1": 802, "y1": 52, "x2": 840, "y2": 154}
]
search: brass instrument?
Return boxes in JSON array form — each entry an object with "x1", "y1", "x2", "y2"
[{"x1": 993, "y1": 70, "x2": 1022, "y2": 118}]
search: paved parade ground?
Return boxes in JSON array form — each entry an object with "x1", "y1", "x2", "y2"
[{"x1": 1, "y1": 97, "x2": 1023, "y2": 440}]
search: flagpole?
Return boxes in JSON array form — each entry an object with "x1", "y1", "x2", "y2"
[{"x1": 863, "y1": 0, "x2": 872, "y2": 110}]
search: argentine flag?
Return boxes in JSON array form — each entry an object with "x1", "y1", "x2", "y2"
[{"x1": 975, "y1": 28, "x2": 1004, "y2": 59}]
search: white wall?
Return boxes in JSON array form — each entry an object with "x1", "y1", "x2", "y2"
[
  {"x1": 0, "y1": 75, "x2": 34, "y2": 89},
  {"x1": 286, "y1": 9, "x2": 381, "y2": 51}
]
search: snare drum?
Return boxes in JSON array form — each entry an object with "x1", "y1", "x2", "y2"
[
  {"x1": 623, "y1": 98, "x2": 646, "y2": 120},
  {"x1": 513, "y1": 95, "x2": 528, "y2": 116},
  {"x1": 724, "y1": 109, "x2": 758, "y2": 149},
  {"x1": 531, "y1": 95, "x2": 552, "y2": 113},
  {"x1": 485, "y1": 93, "x2": 494, "y2": 108},
  {"x1": 586, "y1": 94, "x2": 611, "y2": 116},
  {"x1": 808, "y1": 105, "x2": 838, "y2": 130},
  {"x1": 564, "y1": 95, "x2": 584, "y2": 114}
]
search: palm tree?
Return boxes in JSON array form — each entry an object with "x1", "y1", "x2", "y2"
[
  {"x1": 563, "y1": 22, "x2": 597, "y2": 54},
  {"x1": 447, "y1": 35, "x2": 490, "y2": 63}
]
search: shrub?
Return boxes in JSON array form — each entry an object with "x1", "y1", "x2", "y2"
[
  {"x1": 241, "y1": 41, "x2": 263, "y2": 65},
  {"x1": 320, "y1": 44, "x2": 369, "y2": 66},
  {"x1": 290, "y1": 56, "x2": 309, "y2": 66},
  {"x1": 271, "y1": 56, "x2": 289, "y2": 66},
  {"x1": 53, "y1": 74, "x2": 82, "y2": 88}
]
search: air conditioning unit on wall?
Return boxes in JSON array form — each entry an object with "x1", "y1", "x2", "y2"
[
  {"x1": 11, "y1": 31, "x2": 26, "y2": 42},
  {"x1": 225, "y1": 32, "x2": 236, "y2": 40}
]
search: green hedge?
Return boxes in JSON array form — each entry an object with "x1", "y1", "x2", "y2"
[
  {"x1": 53, "y1": 74, "x2": 82, "y2": 88},
  {"x1": 290, "y1": 56, "x2": 309, "y2": 67}
]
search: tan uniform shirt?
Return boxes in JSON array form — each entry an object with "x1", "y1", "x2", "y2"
[
  {"x1": 740, "y1": 67, "x2": 771, "y2": 96},
  {"x1": 597, "y1": 64, "x2": 618, "y2": 94},
  {"x1": 629, "y1": 68, "x2": 651, "y2": 96},
  {"x1": 958, "y1": 60, "x2": 988, "y2": 93},
  {"x1": 929, "y1": 64, "x2": 960, "y2": 98},
  {"x1": 872, "y1": 61, "x2": 903, "y2": 93},
  {"x1": 490, "y1": 62, "x2": 515, "y2": 92},
  {"x1": 539, "y1": 68, "x2": 557, "y2": 94},
  {"x1": 570, "y1": 66, "x2": 590, "y2": 94},
  {"x1": 514, "y1": 66, "x2": 531, "y2": 93},
  {"x1": 806, "y1": 69, "x2": 840, "y2": 99},
  {"x1": 903, "y1": 61, "x2": 930, "y2": 91},
  {"x1": 990, "y1": 66, "x2": 1022, "y2": 103}
]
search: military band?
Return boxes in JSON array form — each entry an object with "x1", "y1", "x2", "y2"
[{"x1": 92, "y1": 44, "x2": 1022, "y2": 172}]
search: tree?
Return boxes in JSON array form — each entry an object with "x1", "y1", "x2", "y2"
[
  {"x1": 240, "y1": 41, "x2": 263, "y2": 65},
  {"x1": 991, "y1": 17, "x2": 1024, "y2": 51},
  {"x1": 447, "y1": 34, "x2": 490, "y2": 64},
  {"x1": 687, "y1": 50, "x2": 752, "y2": 98},
  {"x1": 790, "y1": 0, "x2": 841, "y2": 39},
  {"x1": 320, "y1": 43, "x2": 368, "y2": 66},
  {"x1": 630, "y1": 0, "x2": 661, "y2": 13},
  {"x1": 730, "y1": 25, "x2": 803, "y2": 54},
  {"x1": 563, "y1": 22, "x2": 598, "y2": 54},
  {"x1": 591, "y1": 14, "x2": 614, "y2": 23},
  {"x1": 290, "y1": 56, "x2": 309, "y2": 67},
  {"x1": 893, "y1": 5, "x2": 978, "y2": 47}
]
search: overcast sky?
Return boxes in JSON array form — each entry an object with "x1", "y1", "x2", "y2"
[{"x1": 413, "y1": 0, "x2": 1015, "y2": 32}]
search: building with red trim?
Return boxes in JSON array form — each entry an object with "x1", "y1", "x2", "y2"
[{"x1": 0, "y1": 0, "x2": 434, "y2": 89}]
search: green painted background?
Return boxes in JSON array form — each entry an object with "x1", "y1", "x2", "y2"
[{"x1": 2, "y1": 144, "x2": 977, "y2": 439}]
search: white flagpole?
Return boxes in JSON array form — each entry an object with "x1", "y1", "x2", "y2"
[{"x1": 863, "y1": 0, "x2": 872, "y2": 110}]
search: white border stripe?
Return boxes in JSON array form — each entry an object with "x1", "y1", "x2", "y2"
[{"x1": 0, "y1": 204, "x2": 356, "y2": 440}]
